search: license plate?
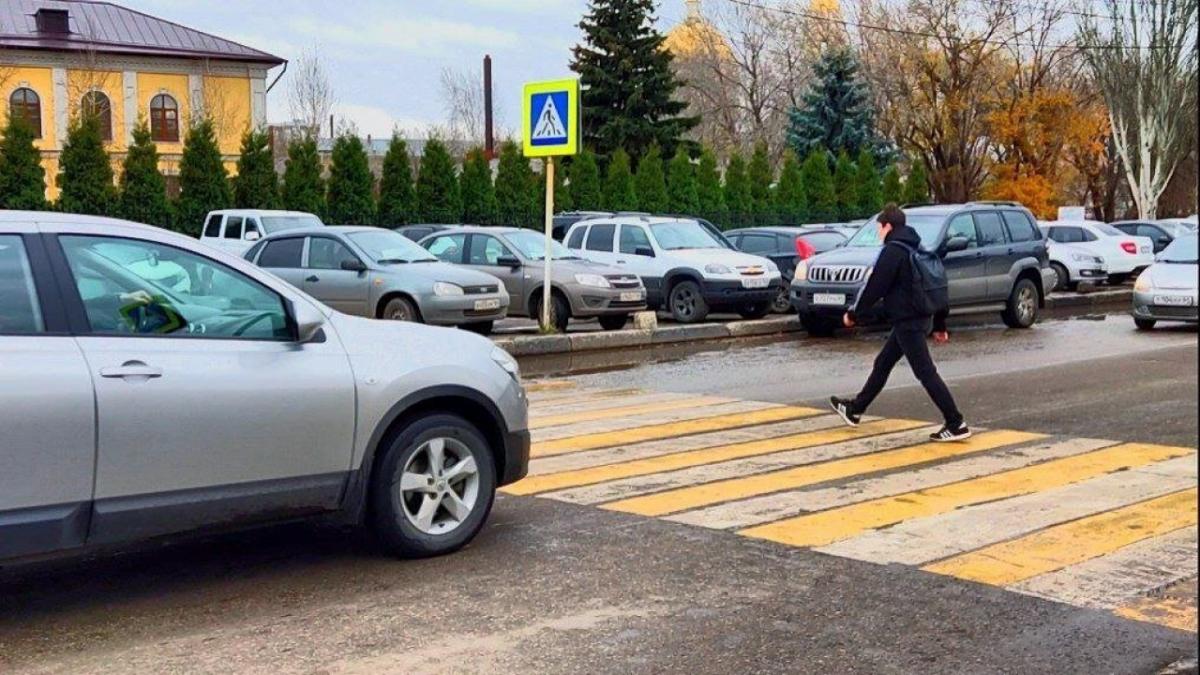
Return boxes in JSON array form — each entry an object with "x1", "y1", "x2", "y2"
[
  {"x1": 474, "y1": 298, "x2": 501, "y2": 311},
  {"x1": 813, "y1": 293, "x2": 846, "y2": 306},
  {"x1": 742, "y1": 277, "x2": 770, "y2": 289},
  {"x1": 619, "y1": 291, "x2": 644, "y2": 302},
  {"x1": 1154, "y1": 295, "x2": 1194, "y2": 306}
]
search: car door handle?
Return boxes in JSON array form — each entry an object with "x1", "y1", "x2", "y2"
[
  {"x1": 305, "y1": 275, "x2": 320, "y2": 282},
  {"x1": 100, "y1": 361, "x2": 163, "y2": 380}
]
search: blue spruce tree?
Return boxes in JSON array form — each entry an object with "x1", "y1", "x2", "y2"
[{"x1": 786, "y1": 47, "x2": 891, "y2": 167}]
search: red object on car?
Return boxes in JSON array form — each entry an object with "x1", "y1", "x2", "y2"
[
  {"x1": 795, "y1": 237, "x2": 816, "y2": 260},
  {"x1": 1121, "y1": 241, "x2": 1138, "y2": 254}
]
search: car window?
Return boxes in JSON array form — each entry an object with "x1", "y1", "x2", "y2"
[
  {"x1": 1094, "y1": 223, "x2": 1125, "y2": 237},
  {"x1": 847, "y1": 215, "x2": 945, "y2": 249},
  {"x1": 506, "y1": 230, "x2": 574, "y2": 260},
  {"x1": 307, "y1": 237, "x2": 359, "y2": 270},
  {"x1": 799, "y1": 232, "x2": 847, "y2": 252},
  {"x1": 59, "y1": 235, "x2": 291, "y2": 340},
  {"x1": 425, "y1": 234, "x2": 466, "y2": 263},
  {"x1": 567, "y1": 226, "x2": 586, "y2": 250},
  {"x1": 650, "y1": 220, "x2": 725, "y2": 250},
  {"x1": 348, "y1": 229, "x2": 438, "y2": 263},
  {"x1": 257, "y1": 238, "x2": 304, "y2": 268},
  {"x1": 244, "y1": 219, "x2": 262, "y2": 240},
  {"x1": 619, "y1": 224, "x2": 653, "y2": 255},
  {"x1": 1080, "y1": 228, "x2": 1098, "y2": 242},
  {"x1": 973, "y1": 212, "x2": 1008, "y2": 246},
  {"x1": 468, "y1": 235, "x2": 514, "y2": 265},
  {"x1": 1001, "y1": 211, "x2": 1038, "y2": 242},
  {"x1": 203, "y1": 214, "x2": 223, "y2": 238},
  {"x1": 1137, "y1": 224, "x2": 1165, "y2": 240},
  {"x1": 0, "y1": 235, "x2": 44, "y2": 334},
  {"x1": 738, "y1": 233, "x2": 778, "y2": 254},
  {"x1": 945, "y1": 214, "x2": 979, "y2": 248},
  {"x1": 261, "y1": 215, "x2": 323, "y2": 233},
  {"x1": 223, "y1": 216, "x2": 244, "y2": 239},
  {"x1": 1114, "y1": 224, "x2": 1136, "y2": 235},
  {"x1": 586, "y1": 223, "x2": 615, "y2": 252},
  {"x1": 1051, "y1": 227, "x2": 1081, "y2": 244}
]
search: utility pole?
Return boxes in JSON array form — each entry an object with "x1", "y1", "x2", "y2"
[{"x1": 484, "y1": 55, "x2": 495, "y2": 160}]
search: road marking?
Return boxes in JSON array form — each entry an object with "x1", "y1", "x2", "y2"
[
  {"x1": 530, "y1": 395, "x2": 734, "y2": 430},
  {"x1": 1114, "y1": 577, "x2": 1199, "y2": 633},
  {"x1": 505, "y1": 418, "x2": 923, "y2": 496},
  {"x1": 1013, "y1": 526, "x2": 1198, "y2": 610},
  {"x1": 922, "y1": 488, "x2": 1198, "y2": 586},
  {"x1": 602, "y1": 430, "x2": 1040, "y2": 517},
  {"x1": 533, "y1": 400, "x2": 776, "y2": 442},
  {"x1": 530, "y1": 406, "x2": 823, "y2": 458},
  {"x1": 551, "y1": 427, "x2": 938, "y2": 505},
  {"x1": 818, "y1": 452, "x2": 1193, "y2": 565},
  {"x1": 668, "y1": 437, "x2": 1111, "y2": 531},
  {"x1": 524, "y1": 379, "x2": 577, "y2": 393},
  {"x1": 527, "y1": 386, "x2": 643, "y2": 405},
  {"x1": 739, "y1": 443, "x2": 1195, "y2": 548},
  {"x1": 529, "y1": 391, "x2": 700, "y2": 418}
]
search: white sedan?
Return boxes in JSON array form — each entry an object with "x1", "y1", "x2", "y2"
[
  {"x1": 1132, "y1": 235, "x2": 1198, "y2": 329},
  {"x1": 1045, "y1": 240, "x2": 1106, "y2": 292},
  {"x1": 1040, "y1": 220, "x2": 1154, "y2": 284}
]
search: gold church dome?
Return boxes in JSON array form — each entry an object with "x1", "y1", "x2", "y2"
[{"x1": 663, "y1": 0, "x2": 731, "y2": 60}]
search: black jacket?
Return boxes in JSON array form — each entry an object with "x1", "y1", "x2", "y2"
[{"x1": 848, "y1": 225, "x2": 948, "y2": 332}]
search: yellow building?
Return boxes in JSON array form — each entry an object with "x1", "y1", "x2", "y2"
[{"x1": 0, "y1": 1, "x2": 284, "y2": 200}]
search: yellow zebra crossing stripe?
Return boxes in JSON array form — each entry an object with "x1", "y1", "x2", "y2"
[
  {"x1": 1115, "y1": 577, "x2": 1199, "y2": 633},
  {"x1": 738, "y1": 443, "x2": 1195, "y2": 548},
  {"x1": 923, "y1": 488, "x2": 1198, "y2": 585},
  {"x1": 602, "y1": 430, "x2": 1044, "y2": 517},
  {"x1": 530, "y1": 395, "x2": 732, "y2": 430}
]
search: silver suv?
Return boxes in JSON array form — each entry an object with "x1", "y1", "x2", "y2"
[{"x1": 0, "y1": 211, "x2": 529, "y2": 564}]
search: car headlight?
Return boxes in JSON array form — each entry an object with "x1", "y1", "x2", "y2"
[
  {"x1": 764, "y1": 260, "x2": 779, "y2": 273},
  {"x1": 1135, "y1": 274, "x2": 1153, "y2": 292},
  {"x1": 433, "y1": 281, "x2": 464, "y2": 296},
  {"x1": 573, "y1": 273, "x2": 611, "y2": 288},
  {"x1": 794, "y1": 260, "x2": 808, "y2": 282},
  {"x1": 705, "y1": 263, "x2": 732, "y2": 274},
  {"x1": 490, "y1": 346, "x2": 520, "y2": 381}
]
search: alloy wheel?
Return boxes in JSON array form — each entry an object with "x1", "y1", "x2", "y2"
[{"x1": 393, "y1": 437, "x2": 480, "y2": 535}]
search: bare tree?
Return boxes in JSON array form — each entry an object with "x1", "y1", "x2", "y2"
[
  {"x1": 438, "y1": 66, "x2": 487, "y2": 145},
  {"x1": 1080, "y1": 0, "x2": 1199, "y2": 218},
  {"x1": 287, "y1": 47, "x2": 336, "y2": 138}
]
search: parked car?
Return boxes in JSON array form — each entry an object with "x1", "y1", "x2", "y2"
[
  {"x1": 563, "y1": 216, "x2": 783, "y2": 323},
  {"x1": 553, "y1": 211, "x2": 618, "y2": 241},
  {"x1": 554, "y1": 211, "x2": 737, "y2": 251},
  {"x1": 1045, "y1": 240, "x2": 1107, "y2": 292},
  {"x1": 0, "y1": 211, "x2": 528, "y2": 564},
  {"x1": 1153, "y1": 218, "x2": 1199, "y2": 238},
  {"x1": 200, "y1": 209, "x2": 324, "y2": 256},
  {"x1": 245, "y1": 226, "x2": 509, "y2": 333},
  {"x1": 1132, "y1": 234, "x2": 1198, "y2": 330},
  {"x1": 792, "y1": 204, "x2": 1052, "y2": 336},
  {"x1": 395, "y1": 224, "x2": 455, "y2": 242},
  {"x1": 726, "y1": 226, "x2": 848, "y2": 312},
  {"x1": 1039, "y1": 220, "x2": 1154, "y2": 284},
  {"x1": 419, "y1": 226, "x2": 646, "y2": 332},
  {"x1": 1112, "y1": 220, "x2": 1176, "y2": 253}
]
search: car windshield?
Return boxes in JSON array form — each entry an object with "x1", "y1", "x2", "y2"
[
  {"x1": 347, "y1": 230, "x2": 438, "y2": 263},
  {"x1": 505, "y1": 230, "x2": 576, "y2": 260},
  {"x1": 650, "y1": 221, "x2": 725, "y2": 250},
  {"x1": 845, "y1": 215, "x2": 946, "y2": 249},
  {"x1": 1160, "y1": 236, "x2": 1198, "y2": 264},
  {"x1": 1093, "y1": 223, "x2": 1124, "y2": 237},
  {"x1": 261, "y1": 215, "x2": 324, "y2": 233}
]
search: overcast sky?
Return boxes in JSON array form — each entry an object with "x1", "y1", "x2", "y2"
[{"x1": 118, "y1": 0, "x2": 692, "y2": 139}]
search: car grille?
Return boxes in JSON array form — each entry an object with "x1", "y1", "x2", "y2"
[
  {"x1": 464, "y1": 284, "x2": 499, "y2": 295},
  {"x1": 809, "y1": 265, "x2": 868, "y2": 284},
  {"x1": 1148, "y1": 306, "x2": 1198, "y2": 319},
  {"x1": 736, "y1": 265, "x2": 766, "y2": 276},
  {"x1": 604, "y1": 275, "x2": 642, "y2": 289}
]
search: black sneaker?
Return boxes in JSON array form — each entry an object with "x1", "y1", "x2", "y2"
[
  {"x1": 830, "y1": 396, "x2": 861, "y2": 427},
  {"x1": 931, "y1": 423, "x2": 972, "y2": 442}
]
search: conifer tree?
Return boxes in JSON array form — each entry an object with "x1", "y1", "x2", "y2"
[
  {"x1": 281, "y1": 136, "x2": 325, "y2": 217},
  {"x1": 58, "y1": 114, "x2": 116, "y2": 216},
  {"x1": 413, "y1": 137, "x2": 459, "y2": 224},
  {"x1": 667, "y1": 146, "x2": 699, "y2": 214},
  {"x1": 494, "y1": 140, "x2": 537, "y2": 227},
  {"x1": 747, "y1": 142, "x2": 773, "y2": 224},
  {"x1": 567, "y1": 150, "x2": 602, "y2": 211},
  {"x1": 118, "y1": 121, "x2": 171, "y2": 227},
  {"x1": 722, "y1": 152, "x2": 751, "y2": 228},
  {"x1": 833, "y1": 151, "x2": 857, "y2": 221},
  {"x1": 801, "y1": 149, "x2": 835, "y2": 222},
  {"x1": 695, "y1": 147, "x2": 724, "y2": 223},
  {"x1": 787, "y1": 47, "x2": 890, "y2": 166},
  {"x1": 233, "y1": 129, "x2": 279, "y2": 209},
  {"x1": 602, "y1": 148, "x2": 637, "y2": 211},
  {"x1": 881, "y1": 164, "x2": 903, "y2": 206},
  {"x1": 376, "y1": 134, "x2": 416, "y2": 225},
  {"x1": 773, "y1": 150, "x2": 806, "y2": 224},
  {"x1": 0, "y1": 116, "x2": 47, "y2": 210},
  {"x1": 633, "y1": 144, "x2": 668, "y2": 213},
  {"x1": 460, "y1": 147, "x2": 495, "y2": 225},
  {"x1": 327, "y1": 134, "x2": 376, "y2": 224},
  {"x1": 854, "y1": 147, "x2": 882, "y2": 217},
  {"x1": 903, "y1": 159, "x2": 931, "y2": 205},
  {"x1": 176, "y1": 119, "x2": 231, "y2": 235}
]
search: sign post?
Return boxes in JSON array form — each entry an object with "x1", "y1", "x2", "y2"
[{"x1": 522, "y1": 78, "x2": 580, "y2": 331}]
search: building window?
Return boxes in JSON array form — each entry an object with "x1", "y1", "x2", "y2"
[
  {"x1": 9, "y1": 88, "x2": 42, "y2": 138},
  {"x1": 81, "y1": 91, "x2": 113, "y2": 141},
  {"x1": 150, "y1": 93, "x2": 179, "y2": 142}
]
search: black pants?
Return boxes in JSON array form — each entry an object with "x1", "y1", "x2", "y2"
[{"x1": 852, "y1": 326, "x2": 963, "y2": 427}]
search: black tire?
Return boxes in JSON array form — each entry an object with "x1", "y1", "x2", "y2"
[
  {"x1": 530, "y1": 292, "x2": 570, "y2": 332},
  {"x1": 382, "y1": 296, "x2": 420, "y2": 323},
  {"x1": 668, "y1": 280, "x2": 709, "y2": 323},
  {"x1": 460, "y1": 321, "x2": 494, "y2": 335},
  {"x1": 770, "y1": 287, "x2": 792, "y2": 314},
  {"x1": 1049, "y1": 263, "x2": 1069, "y2": 293},
  {"x1": 1135, "y1": 318, "x2": 1157, "y2": 331},
  {"x1": 370, "y1": 414, "x2": 497, "y2": 559},
  {"x1": 598, "y1": 314, "x2": 629, "y2": 331},
  {"x1": 738, "y1": 302, "x2": 771, "y2": 320},
  {"x1": 1108, "y1": 273, "x2": 1129, "y2": 285},
  {"x1": 800, "y1": 312, "x2": 837, "y2": 337},
  {"x1": 1002, "y1": 278, "x2": 1040, "y2": 328}
]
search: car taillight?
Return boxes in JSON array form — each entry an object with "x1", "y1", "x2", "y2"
[
  {"x1": 795, "y1": 237, "x2": 816, "y2": 260},
  {"x1": 1121, "y1": 241, "x2": 1137, "y2": 254}
]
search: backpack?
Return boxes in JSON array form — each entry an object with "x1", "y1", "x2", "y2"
[{"x1": 888, "y1": 240, "x2": 949, "y2": 315}]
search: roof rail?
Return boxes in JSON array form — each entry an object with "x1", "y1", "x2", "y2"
[
  {"x1": 900, "y1": 202, "x2": 936, "y2": 209},
  {"x1": 968, "y1": 200, "x2": 1024, "y2": 207}
]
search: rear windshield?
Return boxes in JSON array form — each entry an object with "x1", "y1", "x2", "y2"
[
  {"x1": 262, "y1": 215, "x2": 324, "y2": 233},
  {"x1": 846, "y1": 215, "x2": 945, "y2": 249},
  {"x1": 1093, "y1": 223, "x2": 1124, "y2": 237}
]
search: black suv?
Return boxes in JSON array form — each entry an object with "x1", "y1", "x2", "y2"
[{"x1": 791, "y1": 203, "x2": 1053, "y2": 336}]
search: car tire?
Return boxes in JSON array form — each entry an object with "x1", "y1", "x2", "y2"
[
  {"x1": 1108, "y1": 273, "x2": 1129, "y2": 285},
  {"x1": 1049, "y1": 263, "x2": 1069, "y2": 293},
  {"x1": 1135, "y1": 318, "x2": 1157, "y2": 331},
  {"x1": 598, "y1": 314, "x2": 629, "y2": 331},
  {"x1": 770, "y1": 287, "x2": 792, "y2": 314},
  {"x1": 370, "y1": 414, "x2": 496, "y2": 559},
  {"x1": 382, "y1": 296, "x2": 420, "y2": 323},
  {"x1": 1002, "y1": 278, "x2": 1039, "y2": 329},
  {"x1": 738, "y1": 302, "x2": 771, "y2": 320},
  {"x1": 800, "y1": 312, "x2": 837, "y2": 337},
  {"x1": 668, "y1": 280, "x2": 709, "y2": 324},
  {"x1": 460, "y1": 321, "x2": 494, "y2": 335},
  {"x1": 531, "y1": 293, "x2": 571, "y2": 332}
]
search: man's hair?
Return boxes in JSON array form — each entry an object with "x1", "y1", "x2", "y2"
[{"x1": 877, "y1": 203, "x2": 906, "y2": 228}]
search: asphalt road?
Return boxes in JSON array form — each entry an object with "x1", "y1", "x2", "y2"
[{"x1": 1, "y1": 312, "x2": 1195, "y2": 675}]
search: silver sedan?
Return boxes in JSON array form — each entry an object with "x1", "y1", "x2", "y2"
[
  {"x1": 1132, "y1": 234, "x2": 1198, "y2": 330},
  {"x1": 245, "y1": 227, "x2": 510, "y2": 333}
]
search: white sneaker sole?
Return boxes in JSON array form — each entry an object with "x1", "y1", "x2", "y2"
[
  {"x1": 830, "y1": 400, "x2": 859, "y2": 427},
  {"x1": 932, "y1": 429, "x2": 972, "y2": 442}
]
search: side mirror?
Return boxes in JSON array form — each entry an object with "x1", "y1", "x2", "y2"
[
  {"x1": 244, "y1": 230, "x2": 262, "y2": 242},
  {"x1": 340, "y1": 258, "x2": 367, "y2": 273},
  {"x1": 495, "y1": 255, "x2": 522, "y2": 268},
  {"x1": 291, "y1": 300, "x2": 326, "y2": 343},
  {"x1": 634, "y1": 246, "x2": 655, "y2": 258},
  {"x1": 943, "y1": 236, "x2": 970, "y2": 253}
]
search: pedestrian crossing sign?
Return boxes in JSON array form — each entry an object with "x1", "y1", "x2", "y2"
[{"x1": 522, "y1": 78, "x2": 580, "y2": 157}]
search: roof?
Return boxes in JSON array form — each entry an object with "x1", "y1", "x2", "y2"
[
  {"x1": 0, "y1": 0, "x2": 284, "y2": 65},
  {"x1": 210, "y1": 209, "x2": 318, "y2": 217},
  {"x1": 0, "y1": 209, "x2": 148, "y2": 228}
]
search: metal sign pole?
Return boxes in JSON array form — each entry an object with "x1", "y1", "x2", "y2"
[{"x1": 541, "y1": 157, "x2": 555, "y2": 331}]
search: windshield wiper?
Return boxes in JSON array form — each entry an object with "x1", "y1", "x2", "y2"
[
  {"x1": 410, "y1": 258, "x2": 438, "y2": 263},
  {"x1": 376, "y1": 258, "x2": 409, "y2": 264}
]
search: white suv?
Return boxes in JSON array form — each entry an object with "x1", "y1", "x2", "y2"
[
  {"x1": 563, "y1": 216, "x2": 782, "y2": 323},
  {"x1": 200, "y1": 210, "x2": 325, "y2": 255}
]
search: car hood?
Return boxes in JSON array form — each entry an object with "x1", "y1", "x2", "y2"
[
  {"x1": 375, "y1": 261, "x2": 502, "y2": 287},
  {"x1": 550, "y1": 257, "x2": 629, "y2": 277},
  {"x1": 328, "y1": 310, "x2": 495, "y2": 355},
  {"x1": 807, "y1": 246, "x2": 881, "y2": 266},
  {"x1": 666, "y1": 248, "x2": 776, "y2": 269},
  {"x1": 1144, "y1": 262, "x2": 1199, "y2": 290}
]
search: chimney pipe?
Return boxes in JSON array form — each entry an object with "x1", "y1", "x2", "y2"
[{"x1": 484, "y1": 55, "x2": 494, "y2": 160}]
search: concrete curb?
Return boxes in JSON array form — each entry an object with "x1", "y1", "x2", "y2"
[
  {"x1": 494, "y1": 316, "x2": 801, "y2": 357},
  {"x1": 1045, "y1": 288, "x2": 1132, "y2": 310}
]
